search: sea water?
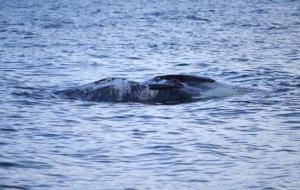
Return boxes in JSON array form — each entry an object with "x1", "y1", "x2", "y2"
[{"x1": 0, "y1": 0, "x2": 299, "y2": 189}]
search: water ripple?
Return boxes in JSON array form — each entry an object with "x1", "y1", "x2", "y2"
[{"x1": 1, "y1": 0, "x2": 300, "y2": 189}]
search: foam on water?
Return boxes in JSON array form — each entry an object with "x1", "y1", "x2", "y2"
[{"x1": 200, "y1": 83, "x2": 255, "y2": 99}]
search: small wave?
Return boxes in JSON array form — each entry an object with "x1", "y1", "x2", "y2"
[
  {"x1": 186, "y1": 15, "x2": 210, "y2": 22},
  {"x1": 0, "y1": 185, "x2": 29, "y2": 190}
]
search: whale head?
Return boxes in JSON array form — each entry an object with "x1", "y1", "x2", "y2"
[{"x1": 147, "y1": 75, "x2": 216, "y2": 103}]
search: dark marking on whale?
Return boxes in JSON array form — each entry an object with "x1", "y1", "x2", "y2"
[{"x1": 55, "y1": 74, "x2": 248, "y2": 104}]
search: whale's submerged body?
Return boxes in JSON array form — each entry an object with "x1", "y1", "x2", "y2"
[{"x1": 55, "y1": 75, "x2": 251, "y2": 104}]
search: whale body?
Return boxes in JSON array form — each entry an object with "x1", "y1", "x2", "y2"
[{"x1": 55, "y1": 74, "x2": 247, "y2": 104}]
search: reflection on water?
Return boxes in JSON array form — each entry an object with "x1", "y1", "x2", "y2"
[{"x1": 0, "y1": 0, "x2": 300, "y2": 189}]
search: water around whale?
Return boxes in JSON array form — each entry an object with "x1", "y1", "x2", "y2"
[{"x1": 1, "y1": 0, "x2": 299, "y2": 189}]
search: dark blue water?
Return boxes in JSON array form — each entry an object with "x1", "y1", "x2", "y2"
[{"x1": 1, "y1": 0, "x2": 300, "y2": 189}]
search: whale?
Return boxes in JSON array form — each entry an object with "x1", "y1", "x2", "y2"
[{"x1": 55, "y1": 74, "x2": 248, "y2": 104}]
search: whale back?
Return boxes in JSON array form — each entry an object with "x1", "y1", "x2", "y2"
[
  {"x1": 55, "y1": 74, "x2": 230, "y2": 104},
  {"x1": 56, "y1": 78, "x2": 147, "y2": 102}
]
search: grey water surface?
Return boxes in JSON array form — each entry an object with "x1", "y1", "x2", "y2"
[{"x1": 1, "y1": 0, "x2": 300, "y2": 189}]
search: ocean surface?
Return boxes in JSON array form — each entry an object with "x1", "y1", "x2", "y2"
[{"x1": 0, "y1": 0, "x2": 300, "y2": 189}]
